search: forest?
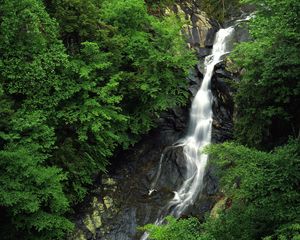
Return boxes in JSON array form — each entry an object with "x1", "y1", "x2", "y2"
[{"x1": 0, "y1": 0, "x2": 299, "y2": 239}]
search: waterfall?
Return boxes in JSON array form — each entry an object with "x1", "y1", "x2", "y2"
[
  {"x1": 141, "y1": 26, "x2": 235, "y2": 240},
  {"x1": 168, "y1": 26, "x2": 235, "y2": 217}
]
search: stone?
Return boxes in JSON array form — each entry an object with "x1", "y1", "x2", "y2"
[
  {"x1": 102, "y1": 177, "x2": 117, "y2": 186},
  {"x1": 72, "y1": 230, "x2": 87, "y2": 240},
  {"x1": 189, "y1": 84, "x2": 200, "y2": 96},
  {"x1": 83, "y1": 215, "x2": 96, "y2": 236},
  {"x1": 103, "y1": 196, "x2": 114, "y2": 209},
  {"x1": 234, "y1": 25, "x2": 251, "y2": 43},
  {"x1": 205, "y1": 28, "x2": 218, "y2": 47},
  {"x1": 187, "y1": 69, "x2": 201, "y2": 85},
  {"x1": 215, "y1": 68, "x2": 232, "y2": 78},
  {"x1": 197, "y1": 62, "x2": 205, "y2": 75},
  {"x1": 171, "y1": 4, "x2": 212, "y2": 48},
  {"x1": 197, "y1": 47, "x2": 211, "y2": 58}
]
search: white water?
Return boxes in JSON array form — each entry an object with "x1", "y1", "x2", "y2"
[
  {"x1": 168, "y1": 26, "x2": 235, "y2": 217},
  {"x1": 141, "y1": 26, "x2": 235, "y2": 240}
]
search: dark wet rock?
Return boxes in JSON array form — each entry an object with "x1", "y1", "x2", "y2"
[
  {"x1": 198, "y1": 47, "x2": 211, "y2": 58},
  {"x1": 189, "y1": 85, "x2": 200, "y2": 96},
  {"x1": 215, "y1": 68, "x2": 232, "y2": 78},
  {"x1": 205, "y1": 28, "x2": 218, "y2": 47},
  {"x1": 187, "y1": 68, "x2": 202, "y2": 85},
  {"x1": 203, "y1": 167, "x2": 219, "y2": 196},
  {"x1": 234, "y1": 24, "x2": 251, "y2": 43},
  {"x1": 196, "y1": 62, "x2": 205, "y2": 75},
  {"x1": 211, "y1": 63, "x2": 235, "y2": 144}
]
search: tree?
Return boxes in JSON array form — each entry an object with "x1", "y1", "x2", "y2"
[
  {"x1": 141, "y1": 216, "x2": 204, "y2": 240},
  {"x1": 232, "y1": 0, "x2": 300, "y2": 148},
  {"x1": 201, "y1": 140, "x2": 300, "y2": 240},
  {"x1": 0, "y1": 0, "x2": 73, "y2": 238},
  {"x1": 196, "y1": 0, "x2": 240, "y2": 23},
  {"x1": 0, "y1": 0, "x2": 195, "y2": 238}
]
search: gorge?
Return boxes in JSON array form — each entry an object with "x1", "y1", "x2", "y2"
[
  {"x1": 0, "y1": 0, "x2": 299, "y2": 240},
  {"x1": 73, "y1": 10, "x2": 249, "y2": 240}
]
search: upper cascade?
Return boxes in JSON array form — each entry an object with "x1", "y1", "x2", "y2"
[{"x1": 168, "y1": 26, "x2": 235, "y2": 217}]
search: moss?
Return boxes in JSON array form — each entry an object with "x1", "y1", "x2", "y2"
[
  {"x1": 73, "y1": 231, "x2": 87, "y2": 240},
  {"x1": 83, "y1": 215, "x2": 96, "y2": 235},
  {"x1": 92, "y1": 197, "x2": 105, "y2": 211},
  {"x1": 102, "y1": 177, "x2": 117, "y2": 186},
  {"x1": 210, "y1": 197, "x2": 227, "y2": 218},
  {"x1": 81, "y1": 197, "x2": 105, "y2": 236},
  {"x1": 103, "y1": 196, "x2": 114, "y2": 209}
]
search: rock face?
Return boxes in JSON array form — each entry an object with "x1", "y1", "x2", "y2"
[
  {"x1": 171, "y1": 2, "x2": 220, "y2": 58},
  {"x1": 72, "y1": 5, "x2": 249, "y2": 240}
]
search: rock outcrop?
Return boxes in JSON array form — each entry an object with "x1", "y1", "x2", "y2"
[{"x1": 171, "y1": 2, "x2": 220, "y2": 57}]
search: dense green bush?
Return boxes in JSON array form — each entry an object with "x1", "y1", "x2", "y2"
[
  {"x1": 0, "y1": 0, "x2": 75, "y2": 238},
  {"x1": 232, "y1": 0, "x2": 300, "y2": 148},
  {"x1": 0, "y1": 0, "x2": 195, "y2": 238},
  {"x1": 196, "y1": 0, "x2": 240, "y2": 22},
  {"x1": 203, "y1": 140, "x2": 300, "y2": 240},
  {"x1": 142, "y1": 216, "x2": 203, "y2": 240}
]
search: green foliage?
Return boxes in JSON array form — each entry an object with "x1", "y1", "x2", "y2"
[
  {"x1": 263, "y1": 223, "x2": 300, "y2": 240},
  {"x1": 45, "y1": 0, "x2": 105, "y2": 53},
  {"x1": 145, "y1": 0, "x2": 175, "y2": 15},
  {"x1": 196, "y1": 0, "x2": 240, "y2": 23},
  {"x1": 0, "y1": 0, "x2": 71, "y2": 108},
  {"x1": 0, "y1": 0, "x2": 74, "y2": 238},
  {"x1": 0, "y1": 146, "x2": 73, "y2": 240},
  {"x1": 232, "y1": 0, "x2": 300, "y2": 148},
  {"x1": 0, "y1": 0, "x2": 195, "y2": 238},
  {"x1": 201, "y1": 140, "x2": 300, "y2": 240},
  {"x1": 49, "y1": 0, "x2": 196, "y2": 137},
  {"x1": 142, "y1": 216, "x2": 204, "y2": 240},
  {"x1": 146, "y1": 141, "x2": 300, "y2": 240}
]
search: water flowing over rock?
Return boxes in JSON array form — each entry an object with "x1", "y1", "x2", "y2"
[
  {"x1": 72, "y1": 13, "x2": 250, "y2": 240},
  {"x1": 140, "y1": 25, "x2": 235, "y2": 240}
]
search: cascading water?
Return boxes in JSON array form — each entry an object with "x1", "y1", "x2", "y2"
[
  {"x1": 141, "y1": 26, "x2": 235, "y2": 240},
  {"x1": 167, "y1": 26, "x2": 235, "y2": 217}
]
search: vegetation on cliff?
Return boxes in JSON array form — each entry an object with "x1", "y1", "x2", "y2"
[
  {"x1": 0, "y1": 0, "x2": 196, "y2": 238},
  {"x1": 233, "y1": 0, "x2": 300, "y2": 149},
  {"x1": 0, "y1": 0, "x2": 299, "y2": 239},
  {"x1": 146, "y1": 140, "x2": 300, "y2": 240},
  {"x1": 145, "y1": 0, "x2": 300, "y2": 239}
]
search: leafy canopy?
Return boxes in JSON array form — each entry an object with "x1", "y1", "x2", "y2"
[
  {"x1": 232, "y1": 0, "x2": 300, "y2": 148},
  {"x1": 0, "y1": 0, "x2": 195, "y2": 238}
]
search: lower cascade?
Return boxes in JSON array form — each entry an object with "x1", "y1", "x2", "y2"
[{"x1": 141, "y1": 26, "x2": 235, "y2": 240}]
